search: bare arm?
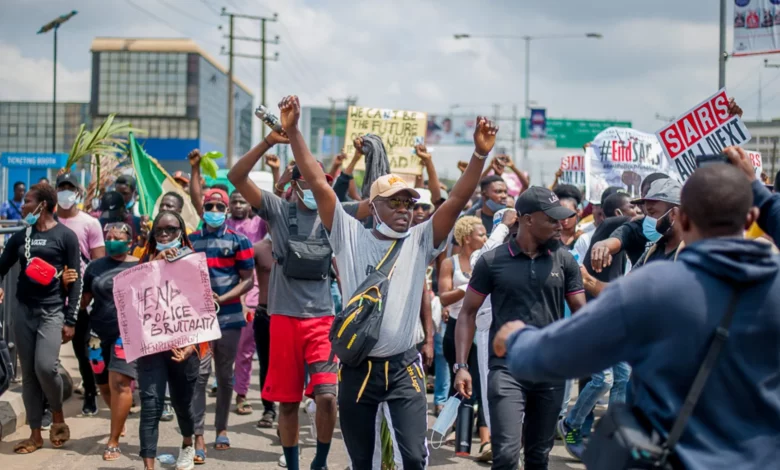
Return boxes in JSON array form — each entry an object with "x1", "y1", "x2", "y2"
[
  {"x1": 188, "y1": 149, "x2": 204, "y2": 216},
  {"x1": 217, "y1": 268, "x2": 254, "y2": 304},
  {"x1": 565, "y1": 292, "x2": 587, "y2": 313},
  {"x1": 279, "y1": 96, "x2": 339, "y2": 231},
  {"x1": 504, "y1": 155, "x2": 530, "y2": 195},
  {"x1": 89, "y1": 246, "x2": 106, "y2": 260},
  {"x1": 431, "y1": 117, "x2": 498, "y2": 246},
  {"x1": 328, "y1": 153, "x2": 346, "y2": 180},
  {"x1": 590, "y1": 238, "x2": 623, "y2": 273},
  {"x1": 416, "y1": 144, "x2": 441, "y2": 203},
  {"x1": 227, "y1": 131, "x2": 289, "y2": 211},
  {"x1": 342, "y1": 141, "x2": 364, "y2": 202},
  {"x1": 437, "y1": 258, "x2": 465, "y2": 307},
  {"x1": 419, "y1": 285, "x2": 434, "y2": 368}
]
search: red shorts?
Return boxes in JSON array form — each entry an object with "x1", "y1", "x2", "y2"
[{"x1": 262, "y1": 315, "x2": 338, "y2": 403}]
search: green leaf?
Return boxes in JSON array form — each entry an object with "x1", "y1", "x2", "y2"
[
  {"x1": 201, "y1": 157, "x2": 219, "y2": 179},
  {"x1": 203, "y1": 151, "x2": 224, "y2": 160},
  {"x1": 64, "y1": 113, "x2": 146, "y2": 170}
]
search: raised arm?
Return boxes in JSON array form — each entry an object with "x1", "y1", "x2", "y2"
[
  {"x1": 724, "y1": 146, "x2": 780, "y2": 241},
  {"x1": 431, "y1": 117, "x2": 498, "y2": 246},
  {"x1": 503, "y1": 155, "x2": 530, "y2": 195},
  {"x1": 188, "y1": 149, "x2": 204, "y2": 216},
  {"x1": 227, "y1": 131, "x2": 290, "y2": 211},
  {"x1": 416, "y1": 144, "x2": 442, "y2": 204},
  {"x1": 279, "y1": 95, "x2": 339, "y2": 231}
]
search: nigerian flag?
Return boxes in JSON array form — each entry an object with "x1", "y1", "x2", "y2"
[{"x1": 128, "y1": 132, "x2": 200, "y2": 231}]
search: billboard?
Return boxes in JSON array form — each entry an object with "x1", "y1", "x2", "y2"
[
  {"x1": 425, "y1": 115, "x2": 478, "y2": 146},
  {"x1": 733, "y1": 0, "x2": 780, "y2": 56},
  {"x1": 520, "y1": 118, "x2": 633, "y2": 149}
]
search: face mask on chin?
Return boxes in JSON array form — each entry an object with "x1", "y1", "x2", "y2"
[
  {"x1": 485, "y1": 199, "x2": 506, "y2": 213},
  {"x1": 656, "y1": 208, "x2": 676, "y2": 237},
  {"x1": 372, "y1": 203, "x2": 410, "y2": 239}
]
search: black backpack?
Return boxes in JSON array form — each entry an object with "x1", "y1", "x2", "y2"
[
  {"x1": 329, "y1": 239, "x2": 404, "y2": 367},
  {"x1": 279, "y1": 204, "x2": 333, "y2": 281},
  {"x1": 0, "y1": 320, "x2": 14, "y2": 397}
]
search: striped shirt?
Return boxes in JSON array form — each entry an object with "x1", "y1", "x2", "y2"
[{"x1": 189, "y1": 225, "x2": 255, "y2": 330}]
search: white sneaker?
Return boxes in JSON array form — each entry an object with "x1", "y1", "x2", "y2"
[
  {"x1": 176, "y1": 446, "x2": 196, "y2": 470},
  {"x1": 304, "y1": 398, "x2": 317, "y2": 442}
]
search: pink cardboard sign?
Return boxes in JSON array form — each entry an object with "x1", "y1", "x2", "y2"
[{"x1": 113, "y1": 252, "x2": 221, "y2": 362}]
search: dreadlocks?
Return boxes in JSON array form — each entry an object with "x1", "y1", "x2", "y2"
[
  {"x1": 359, "y1": 134, "x2": 391, "y2": 199},
  {"x1": 139, "y1": 210, "x2": 193, "y2": 263}
]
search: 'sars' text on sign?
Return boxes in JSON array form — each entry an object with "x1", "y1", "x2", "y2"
[
  {"x1": 656, "y1": 89, "x2": 751, "y2": 181},
  {"x1": 343, "y1": 106, "x2": 428, "y2": 175},
  {"x1": 559, "y1": 155, "x2": 586, "y2": 186}
]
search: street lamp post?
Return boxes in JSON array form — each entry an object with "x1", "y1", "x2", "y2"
[
  {"x1": 453, "y1": 32, "x2": 602, "y2": 168},
  {"x1": 37, "y1": 10, "x2": 77, "y2": 155}
]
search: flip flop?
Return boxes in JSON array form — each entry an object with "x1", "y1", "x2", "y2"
[
  {"x1": 235, "y1": 400, "x2": 253, "y2": 416},
  {"x1": 103, "y1": 446, "x2": 122, "y2": 461},
  {"x1": 194, "y1": 449, "x2": 206, "y2": 465},
  {"x1": 50, "y1": 423, "x2": 70, "y2": 448},
  {"x1": 13, "y1": 439, "x2": 43, "y2": 454},
  {"x1": 214, "y1": 435, "x2": 230, "y2": 450}
]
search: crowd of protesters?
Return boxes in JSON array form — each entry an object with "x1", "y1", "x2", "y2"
[{"x1": 0, "y1": 96, "x2": 778, "y2": 470}]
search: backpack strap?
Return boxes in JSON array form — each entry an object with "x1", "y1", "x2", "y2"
[
  {"x1": 662, "y1": 289, "x2": 740, "y2": 454},
  {"x1": 287, "y1": 203, "x2": 298, "y2": 237},
  {"x1": 376, "y1": 239, "x2": 405, "y2": 277}
]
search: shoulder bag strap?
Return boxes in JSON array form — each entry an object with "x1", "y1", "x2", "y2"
[
  {"x1": 24, "y1": 226, "x2": 32, "y2": 266},
  {"x1": 287, "y1": 203, "x2": 298, "y2": 236},
  {"x1": 663, "y1": 289, "x2": 740, "y2": 452},
  {"x1": 376, "y1": 238, "x2": 406, "y2": 277}
]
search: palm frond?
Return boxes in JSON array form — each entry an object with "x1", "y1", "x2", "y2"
[{"x1": 64, "y1": 114, "x2": 145, "y2": 171}]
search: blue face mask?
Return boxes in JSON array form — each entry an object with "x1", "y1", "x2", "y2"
[
  {"x1": 156, "y1": 237, "x2": 182, "y2": 251},
  {"x1": 126, "y1": 198, "x2": 135, "y2": 210},
  {"x1": 485, "y1": 198, "x2": 506, "y2": 213},
  {"x1": 203, "y1": 211, "x2": 227, "y2": 228},
  {"x1": 298, "y1": 188, "x2": 318, "y2": 210},
  {"x1": 430, "y1": 395, "x2": 461, "y2": 449},
  {"x1": 24, "y1": 203, "x2": 43, "y2": 226},
  {"x1": 642, "y1": 216, "x2": 661, "y2": 243}
]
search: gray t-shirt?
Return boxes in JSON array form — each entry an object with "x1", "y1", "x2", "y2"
[
  {"x1": 257, "y1": 190, "x2": 333, "y2": 318},
  {"x1": 328, "y1": 203, "x2": 445, "y2": 357}
]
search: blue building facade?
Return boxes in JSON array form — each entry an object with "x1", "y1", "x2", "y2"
[{"x1": 90, "y1": 38, "x2": 253, "y2": 174}]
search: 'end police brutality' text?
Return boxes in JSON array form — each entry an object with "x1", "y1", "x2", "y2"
[{"x1": 139, "y1": 280, "x2": 216, "y2": 337}]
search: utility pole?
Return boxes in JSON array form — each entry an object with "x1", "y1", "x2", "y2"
[
  {"x1": 221, "y1": 8, "x2": 279, "y2": 166},
  {"x1": 718, "y1": 0, "x2": 727, "y2": 89},
  {"x1": 512, "y1": 104, "x2": 518, "y2": 160}
]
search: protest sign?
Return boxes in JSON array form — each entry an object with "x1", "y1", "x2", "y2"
[
  {"x1": 113, "y1": 253, "x2": 221, "y2": 362},
  {"x1": 343, "y1": 106, "x2": 427, "y2": 175},
  {"x1": 559, "y1": 154, "x2": 586, "y2": 188},
  {"x1": 656, "y1": 89, "x2": 751, "y2": 181},
  {"x1": 733, "y1": 0, "x2": 780, "y2": 56},
  {"x1": 585, "y1": 127, "x2": 674, "y2": 204},
  {"x1": 746, "y1": 150, "x2": 764, "y2": 180}
]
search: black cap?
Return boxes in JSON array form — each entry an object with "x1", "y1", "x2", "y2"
[
  {"x1": 515, "y1": 186, "x2": 576, "y2": 220},
  {"x1": 100, "y1": 191, "x2": 125, "y2": 212},
  {"x1": 56, "y1": 173, "x2": 80, "y2": 189}
]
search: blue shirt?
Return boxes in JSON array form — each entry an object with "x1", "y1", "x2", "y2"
[
  {"x1": 189, "y1": 224, "x2": 255, "y2": 330},
  {"x1": 0, "y1": 200, "x2": 23, "y2": 220}
]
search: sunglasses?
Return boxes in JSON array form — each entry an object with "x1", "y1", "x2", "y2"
[
  {"x1": 413, "y1": 203, "x2": 432, "y2": 211},
  {"x1": 154, "y1": 226, "x2": 182, "y2": 237},
  {"x1": 381, "y1": 197, "x2": 415, "y2": 210},
  {"x1": 103, "y1": 223, "x2": 130, "y2": 233},
  {"x1": 204, "y1": 203, "x2": 227, "y2": 212}
]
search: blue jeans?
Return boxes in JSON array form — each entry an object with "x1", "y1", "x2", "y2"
[
  {"x1": 433, "y1": 327, "x2": 449, "y2": 406},
  {"x1": 610, "y1": 362, "x2": 631, "y2": 405},
  {"x1": 559, "y1": 379, "x2": 573, "y2": 418},
  {"x1": 566, "y1": 368, "x2": 613, "y2": 430}
]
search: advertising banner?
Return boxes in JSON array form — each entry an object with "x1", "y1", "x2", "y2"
[
  {"x1": 733, "y1": 0, "x2": 780, "y2": 56},
  {"x1": 343, "y1": 106, "x2": 427, "y2": 175},
  {"x1": 113, "y1": 253, "x2": 221, "y2": 362},
  {"x1": 528, "y1": 108, "x2": 547, "y2": 141},
  {"x1": 425, "y1": 115, "x2": 477, "y2": 146},
  {"x1": 585, "y1": 127, "x2": 674, "y2": 203},
  {"x1": 656, "y1": 89, "x2": 751, "y2": 181}
]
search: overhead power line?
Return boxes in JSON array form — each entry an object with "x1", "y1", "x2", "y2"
[{"x1": 158, "y1": 0, "x2": 216, "y2": 26}]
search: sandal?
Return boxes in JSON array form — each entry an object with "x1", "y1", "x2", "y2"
[
  {"x1": 256, "y1": 410, "x2": 275, "y2": 429},
  {"x1": 477, "y1": 441, "x2": 493, "y2": 462},
  {"x1": 235, "y1": 398, "x2": 253, "y2": 416},
  {"x1": 215, "y1": 435, "x2": 230, "y2": 450},
  {"x1": 50, "y1": 423, "x2": 70, "y2": 448},
  {"x1": 13, "y1": 439, "x2": 43, "y2": 454},
  {"x1": 103, "y1": 446, "x2": 122, "y2": 461},
  {"x1": 194, "y1": 448, "x2": 206, "y2": 465}
]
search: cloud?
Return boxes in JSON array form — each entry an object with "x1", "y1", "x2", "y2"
[{"x1": 0, "y1": 42, "x2": 90, "y2": 102}]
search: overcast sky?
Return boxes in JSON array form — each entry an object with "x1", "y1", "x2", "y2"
[{"x1": 1, "y1": 0, "x2": 779, "y2": 145}]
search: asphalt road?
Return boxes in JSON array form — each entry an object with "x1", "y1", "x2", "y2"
[{"x1": 0, "y1": 348, "x2": 586, "y2": 469}]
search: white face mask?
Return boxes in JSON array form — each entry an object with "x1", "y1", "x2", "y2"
[
  {"x1": 372, "y1": 203, "x2": 410, "y2": 239},
  {"x1": 57, "y1": 190, "x2": 79, "y2": 210},
  {"x1": 430, "y1": 395, "x2": 461, "y2": 449}
]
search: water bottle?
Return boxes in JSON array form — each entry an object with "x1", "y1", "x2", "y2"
[
  {"x1": 454, "y1": 401, "x2": 475, "y2": 456},
  {"x1": 254, "y1": 105, "x2": 283, "y2": 133}
]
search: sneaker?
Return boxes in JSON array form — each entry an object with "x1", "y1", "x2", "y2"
[
  {"x1": 556, "y1": 418, "x2": 585, "y2": 461},
  {"x1": 161, "y1": 403, "x2": 175, "y2": 422},
  {"x1": 278, "y1": 449, "x2": 302, "y2": 468},
  {"x1": 176, "y1": 445, "x2": 196, "y2": 470},
  {"x1": 304, "y1": 398, "x2": 317, "y2": 442},
  {"x1": 83, "y1": 394, "x2": 98, "y2": 416},
  {"x1": 41, "y1": 408, "x2": 53, "y2": 430}
]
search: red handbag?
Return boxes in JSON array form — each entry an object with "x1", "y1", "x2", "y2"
[{"x1": 23, "y1": 227, "x2": 60, "y2": 286}]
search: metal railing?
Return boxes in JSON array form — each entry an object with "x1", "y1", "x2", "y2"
[{"x1": 0, "y1": 224, "x2": 24, "y2": 381}]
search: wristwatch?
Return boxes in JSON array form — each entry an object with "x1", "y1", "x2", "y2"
[
  {"x1": 452, "y1": 363, "x2": 469, "y2": 374},
  {"x1": 472, "y1": 151, "x2": 487, "y2": 160}
]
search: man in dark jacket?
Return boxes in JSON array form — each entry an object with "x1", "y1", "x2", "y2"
[{"x1": 494, "y1": 162, "x2": 780, "y2": 470}]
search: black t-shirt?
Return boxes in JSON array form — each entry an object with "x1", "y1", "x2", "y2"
[
  {"x1": 469, "y1": 237, "x2": 583, "y2": 369},
  {"x1": 609, "y1": 218, "x2": 648, "y2": 265},
  {"x1": 0, "y1": 223, "x2": 82, "y2": 324},
  {"x1": 584, "y1": 216, "x2": 630, "y2": 284},
  {"x1": 636, "y1": 239, "x2": 680, "y2": 267},
  {"x1": 83, "y1": 257, "x2": 138, "y2": 343}
]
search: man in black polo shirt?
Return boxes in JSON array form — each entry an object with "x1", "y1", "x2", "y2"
[{"x1": 455, "y1": 186, "x2": 586, "y2": 470}]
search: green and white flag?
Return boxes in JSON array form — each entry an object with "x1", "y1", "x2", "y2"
[{"x1": 128, "y1": 132, "x2": 200, "y2": 231}]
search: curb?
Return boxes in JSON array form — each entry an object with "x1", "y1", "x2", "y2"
[{"x1": 0, "y1": 349, "x2": 76, "y2": 441}]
